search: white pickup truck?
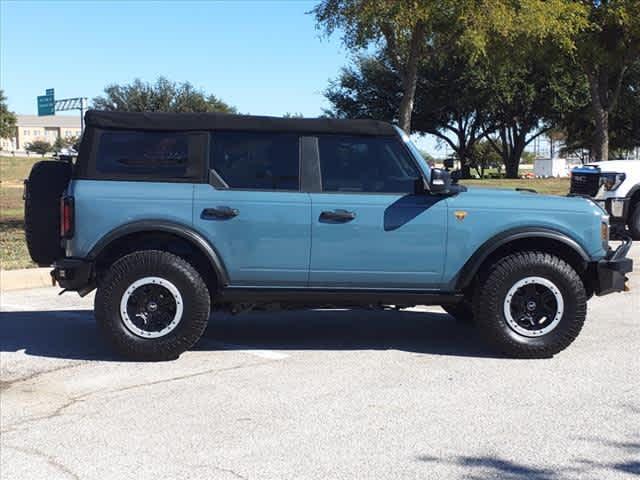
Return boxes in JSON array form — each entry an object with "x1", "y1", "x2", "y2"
[{"x1": 570, "y1": 160, "x2": 640, "y2": 239}]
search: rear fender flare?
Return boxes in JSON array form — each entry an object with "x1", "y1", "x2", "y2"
[{"x1": 88, "y1": 220, "x2": 230, "y2": 287}]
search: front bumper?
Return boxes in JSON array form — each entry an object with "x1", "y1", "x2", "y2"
[
  {"x1": 51, "y1": 258, "x2": 93, "y2": 292},
  {"x1": 594, "y1": 236, "x2": 633, "y2": 296}
]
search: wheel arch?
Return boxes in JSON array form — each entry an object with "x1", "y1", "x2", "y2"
[
  {"x1": 88, "y1": 220, "x2": 230, "y2": 291},
  {"x1": 454, "y1": 228, "x2": 592, "y2": 293},
  {"x1": 627, "y1": 184, "x2": 640, "y2": 212}
]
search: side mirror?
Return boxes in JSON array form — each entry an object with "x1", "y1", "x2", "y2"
[{"x1": 430, "y1": 168, "x2": 452, "y2": 194}]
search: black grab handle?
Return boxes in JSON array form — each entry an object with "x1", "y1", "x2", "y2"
[
  {"x1": 319, "y1": 209, "x2": 356, "y2": 222},
  {"x1": 202, "y1": 206, "x2": 239, "y2": 220}
]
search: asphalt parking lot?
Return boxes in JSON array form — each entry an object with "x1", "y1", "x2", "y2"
[{"x1": 2, "y1": 245, "x2": 639, "y2": 480}]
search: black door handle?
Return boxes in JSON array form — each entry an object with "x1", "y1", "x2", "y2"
[
  {"x1": 202, "y1": 206, "x2": 239, "y2": 220},
  {"x1": 319, "y1": 209, "x2": 356, "y2": 222}
]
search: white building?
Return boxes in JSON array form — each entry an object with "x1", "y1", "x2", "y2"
[
  {"x1": 0, "y1": 115, "x2": 82, "y2": 152},
  {"x1": 534, "y1": 157, "x2": 583, "y2": 178}
]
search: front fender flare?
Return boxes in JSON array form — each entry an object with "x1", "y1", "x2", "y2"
[{"x1": 453, "y1": 227, "x2": 591, "y2": 291}]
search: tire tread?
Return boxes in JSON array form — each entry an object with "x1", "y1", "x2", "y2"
[
  {"x1": 95, "y1": 250, "x2": 210, "y2": 361},
  {"x1": 473, "y1": 251, "x2": 587, "y2": 358}
]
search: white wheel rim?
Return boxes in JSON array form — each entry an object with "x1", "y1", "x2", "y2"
[
  {"x1": 120, "y1": 277, "x2": 184, "y2": 339},
  {"x1": 503, "y1": 276, "x2": 564, "y2": 337}
]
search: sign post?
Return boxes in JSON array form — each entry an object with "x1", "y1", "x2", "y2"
[{"x1": 36, "y1": 88, "x2": 88, "y2": 133}]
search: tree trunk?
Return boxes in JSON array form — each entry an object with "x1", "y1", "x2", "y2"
[
  {"x1": 398, "y1": 83, "x2": 416, "y2": 133},
  {"x1": 500, "y1": 129, "x2": 526, "y2": 179},
  {"x1": 593, "y1": 107, "x2": 609, "y2": 161},
  {"x1": 460, "y1": 163, "x2": 472, "y2": 179},
  {"x1": 507, "y1": 137, "x2": 528, "y2": 179},
  {"x1": 588, "y1": 71, "x2": 609, "y2": 161},
  {"x1": 456, "y1": 129, "x2": 473, "y2": 179},
  {"x1": 458, "y1": 145, "x2": 472, "y2": 179},
  {"x1": 505, "y1": 160, "x2": 519, "y2": 179},
  {"x1": 397, "y1": 22, "x2": 425, "y2": 133}
]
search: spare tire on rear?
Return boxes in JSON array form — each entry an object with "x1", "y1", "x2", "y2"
[{"x1": 24, "y1": 160, "x2": 72, "y2": 266}]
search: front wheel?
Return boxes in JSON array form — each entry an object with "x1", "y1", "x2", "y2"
[
  {"x1": 473, "y1": 251, "x2": 587, "y2": 358},
  {"x1": 95, "y1": 250, "x2": 211, "y2": 361},
  {"x1": 628, "y1": 204, "x2": 640, "y2": 240}
]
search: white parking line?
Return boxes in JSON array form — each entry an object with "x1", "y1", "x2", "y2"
[{"x1": 205, "y1": 340, "x2": 289, "y2": 360}]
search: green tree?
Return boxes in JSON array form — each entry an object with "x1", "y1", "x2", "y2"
[
  {"x1": 324, "y1": 55, "x2": 401, "y2": 120},
  {"x1": 26, "y1": 140, "x2": 52, "y2": 157},
  {"x1": 324, "y1": 52, "x2": 492, "y2": 178},
  {"x1": 467, "y1": 1, "x2": 590, "y2": 178},
  {"x1": 481, "y1": 44, "x2": 587, "y2": 178},
  {"x1": 563, "y1": 59, "x2": 640, "y2": 158},
  {"x1": 317, "y1": 1, "x2": 588, "y2": 177},
  {"x1": 412, "y1": 54, "x2": 492, "y2": 178},
  {"x1": 93, "y1": 77, "x2": 237, "y2": 113},
  {"x1": 468, "y1": 140, "x2": 503, "y2": 178},
  {"x1": 314, "y1": 0, "x2": 460, "y2": 133},
  {"x1": 324, "y1": 42, "x2": 586, "y2": 178},
  {"x1": 53, "y1": 135, "x2": 79, "y2": 152},
  {"x1": 575, "y1": 1, "x2": 640, "y2": 161},
  {"x1": 0, "y1": 90, "x2": 17, "y2": 146},
  {"x1": 521, "y1": 150, "x2": 537, "y2": 165}
]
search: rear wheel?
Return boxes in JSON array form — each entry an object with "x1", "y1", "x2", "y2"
[
  {"x1": 473, "y1": 251, "x2": 587, "y2": 358},
  {"x1": 95, "y1": 250, "x2": 210, "y2": 361}
]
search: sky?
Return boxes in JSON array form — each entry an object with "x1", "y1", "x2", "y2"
[{"x1": 0, "y1": 0, "x2": 444, "y2": 155}]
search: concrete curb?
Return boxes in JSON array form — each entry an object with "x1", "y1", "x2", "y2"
[{"x1": 1, "y1": 268, "x2": 52, "y2": 291}]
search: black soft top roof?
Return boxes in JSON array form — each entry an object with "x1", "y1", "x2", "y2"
[{"x1": 84, "y1": 110, "x2": 396, "y2": 136}]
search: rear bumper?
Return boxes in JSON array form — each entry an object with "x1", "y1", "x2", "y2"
[
  {"x1": 594, "y1": 236, "x2": 633, "y2": 296},
  {"x1": 51, "y1": 258, "x2": 93, "y2": 292}
]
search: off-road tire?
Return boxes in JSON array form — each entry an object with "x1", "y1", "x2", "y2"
[
  {"x1": 24, "y1": 160, "x2": 72, "y2": 265},
  {"x1": 473, "y1": 251, "x2": 587, "y2": 358},
  {"x1": 628, "y1": 203, "x2": 640, "y2": 240},
  {"x1": 95, "y1": 250, "x2": 210, "y2": 361},
  {"x1": 442, "y1": 302, "x2": 474, "y2": 324}
]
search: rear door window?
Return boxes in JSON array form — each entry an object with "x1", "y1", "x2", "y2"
[
  {"x1": 211, "y1": 131, "x2": 300, "y2": 190},
  {"x1": 95, "y1": 130, "x2": 206, "y2": 180}
]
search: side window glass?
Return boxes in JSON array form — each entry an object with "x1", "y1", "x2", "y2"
[
  {"x1": 212, "y1": 132, "x2": 299, "y2": 191},
  {"x1": 96, "y1": 130, "x2": 200, "y2": 179},
  {"x1": 318, "y1": 136, "x2": 421, "y2": 193}
]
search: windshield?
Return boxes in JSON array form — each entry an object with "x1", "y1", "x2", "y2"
[{"x1": 394, "y1": 126, "x2": 431, "y2": 182}]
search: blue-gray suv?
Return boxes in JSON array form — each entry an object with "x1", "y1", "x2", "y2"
[{"x1": 24, "y1": 111, "x2": 633, "y2": 360}]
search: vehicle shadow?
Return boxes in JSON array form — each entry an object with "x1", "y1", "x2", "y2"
[
  {"x1": 0, "y1": 308, "x2": 498, "y2": 361},
  {"x1": 383, "y1": 194, "x2": 445, "y2": 231},
  {"x1": 201, "y1": 309, "x2": 496, "y2": 358}
]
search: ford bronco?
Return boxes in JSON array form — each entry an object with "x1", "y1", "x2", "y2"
[{"x1": 24, "y1": 111, "x2": 633, "y2": 360}]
